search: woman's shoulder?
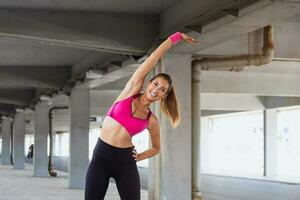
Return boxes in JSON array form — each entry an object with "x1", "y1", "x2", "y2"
[
  {"x1": 149, "y1": 112, "x2": 159, "y2": 124},
  {"x1": 147, "y1": 113, "x2": 160, "y2": 132}
]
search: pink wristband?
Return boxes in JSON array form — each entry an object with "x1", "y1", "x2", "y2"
[{"x1": 169, "y1": 32, "x2": 183, "y2": 45}]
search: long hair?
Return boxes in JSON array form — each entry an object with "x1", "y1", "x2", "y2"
[{"x1": 150, "y1": 73, "x2": 181, "y2": 129}]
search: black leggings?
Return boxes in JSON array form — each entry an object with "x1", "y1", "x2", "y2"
[{"x1": 85, "y1": 138, "x2": 140, "y2": 200}]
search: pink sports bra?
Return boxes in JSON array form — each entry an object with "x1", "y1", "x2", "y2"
[{"x1": 107, "y1": 94, "x2": 152, "y2": 137}]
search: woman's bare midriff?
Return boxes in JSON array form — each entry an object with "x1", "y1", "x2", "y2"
[{"x1": 99, "y1": 116, "x2": 135, "y2": 148}]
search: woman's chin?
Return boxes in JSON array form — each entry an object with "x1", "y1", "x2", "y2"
[{"x1": 147, "y1": 93, "x2": 158, "y2": 101}]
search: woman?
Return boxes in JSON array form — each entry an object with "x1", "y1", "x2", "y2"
[{"x1": 85, "y1": 32, "x2": 197, "y2": 200}]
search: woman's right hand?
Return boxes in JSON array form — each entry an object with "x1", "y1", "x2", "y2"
[{"x1": 181, "y1": 33, "x2": 198, "y2": 45}]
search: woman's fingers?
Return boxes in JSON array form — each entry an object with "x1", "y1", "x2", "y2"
[
  {"x1": 132, "y1": 149, "x2": 138, "y2": 161},
  {"x1": 186, "y1": 37, "x2": 198, "y2": 44},
  {"x1": 181, "y1": 33, "x2": 198, "y2": 45}
]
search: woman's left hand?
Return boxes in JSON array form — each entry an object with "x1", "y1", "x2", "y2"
[
  {"x1": 132, "y1": 149, "x2": 139, "y2": 162},
  {"x1": 181, "y1": 33, "x2": 198, "y2": 45}
]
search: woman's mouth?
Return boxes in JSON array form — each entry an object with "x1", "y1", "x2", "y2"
[{"x1": 150, "y1": 91, "x2": 157, "y2": 97}]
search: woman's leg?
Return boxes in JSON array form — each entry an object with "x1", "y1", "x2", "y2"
[
  {"x1": 114, "y1": 162, "x2": 141, "y2": 200},
  {"x1": 85, "y1": 158, "x2": 110, "y2": 200}
]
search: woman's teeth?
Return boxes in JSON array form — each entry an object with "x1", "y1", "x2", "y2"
[{"x1": 150, "y1": 91, "x2": 157, "y2": 97}]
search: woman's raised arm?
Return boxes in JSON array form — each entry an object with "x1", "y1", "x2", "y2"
[{"x1": 115, "y1": 32, "x2": 197, "y2": 101}]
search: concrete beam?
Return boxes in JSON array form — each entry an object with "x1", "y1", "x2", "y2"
[
  {"x1": 196, "y1": 22, "x2": 300, "y2": 59},
  {"x1": 50, "y1": 89, "x2": 119, "y2": 111},
  {"x1": 200, "y1": 94, "x2": 300, "y2": 111},
  {"x1": 0, "y1": 97, "x2": 28, "y2": 105},
  {"x1": 265, "y1": 96, "x2": 300, "y2": 109},
  {"x1": 0, "y1": 104, "x2": 15, "y2": 115},
  {"x1": 50, "y1": 94, "x2": 70, "y2": 107},
  {"x1": 160, "y1": 0, "x2": 236, "y2": 34},
  {"x1": 160, "y1": 0, "x2": 300, "y2": 53},
  {"x1": 201, "y1": 110, "x2": 244, "y2": 117},
  {"x1": 94, "y1": 76, "x2": 129, "y2": 90},
  {"x1": 244, "y1": 60, "x2": 300, "y2": 74},
  {"x1": 71, "y1": 52, "x2": 119, "y2": 77},
  {"x1": 76, "y1": 62, "x2": 139, "y2": 89},
  {"x1": 0, "y1": 66, "x2": 70, "y2": 89},
  {"x1": 201, "y1": 94, "x2": 265, "y2": 111},
  {"x1": 0, "y1": 8, "x2": 158, "y2": 55},
  {"x1": 200, "y1": 62, "x2": 300, "y2": 96},
  {"x1": 0, "y1": 89, "x2": 34, "y2": 105}
]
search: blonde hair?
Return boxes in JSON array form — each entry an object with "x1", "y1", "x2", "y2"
[{"x1": 150, "y1": 73, "x2": 181, "y2": 128}]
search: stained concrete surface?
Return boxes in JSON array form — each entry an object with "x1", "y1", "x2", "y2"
[{"x1": 201, "y1": 174, "x2": 300, "y2": 200}]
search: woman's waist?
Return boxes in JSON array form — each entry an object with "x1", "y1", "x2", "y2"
[
  {"x1": 93, "y1": 137, "x2": 135, "y2": 161},
  {"x1": 99, "y1": 133, "x2": 134, "y2": 148},
  {"x1": 101, "y1": 121, "x2": 134, "y2": 148}
]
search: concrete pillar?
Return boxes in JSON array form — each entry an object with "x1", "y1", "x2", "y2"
[
  {"x1": 159, "y1": 53, "x2": 192, "y2": 200},
  {"x1": 148, "y1": 65, "x2": 163, "y2": 200},
  {"x1": 264, "y1": 109, "x2": 277, "y2": 177},
  {"x1": 69, "y1": 88, "x2": 90, "y2": 189},
  {"x1": 13, "y1": 111, "x2": 25, "y2": 169},
  {"x1": 192, "y1": 68, "x2": 202, "y2": 200},
  {"x1": 1, "y1": 117, "x2": 12, "y2": 165},
  {"x1": 34, "y1": 101, "x2": 49, "y2": 177}
]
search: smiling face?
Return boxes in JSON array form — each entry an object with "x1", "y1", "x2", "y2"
[{"x1": 145, "y1": 76, "x2": 170, "y2": 101}]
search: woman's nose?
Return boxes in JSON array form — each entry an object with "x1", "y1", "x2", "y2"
[{"x1": 152, "y1": 88, "x2": 158, "y2": 93}]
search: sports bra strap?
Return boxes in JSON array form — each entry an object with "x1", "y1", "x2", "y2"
[{"x1": 147, "y1": 110, "x2": 152, "y2": 119}]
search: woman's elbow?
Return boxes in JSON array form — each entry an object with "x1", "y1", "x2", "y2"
[{"x1": 154, "y1": 148, "x2": 160, "y2": 155}]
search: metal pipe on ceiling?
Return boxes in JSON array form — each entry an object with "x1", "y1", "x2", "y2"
[{"x1": 192, "y1": 25, "x2": 274, "y2": 72}]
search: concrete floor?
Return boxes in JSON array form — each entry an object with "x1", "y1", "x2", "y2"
[
  {"x1": 2, "y1": 163, "x2": 300, "y2": 200},
  {"x1": 201, "y1": 174, "x2": 300, "y2": 200},
  {"x1": 0, "y1": 164, "x2": 148, "y2": 200}
]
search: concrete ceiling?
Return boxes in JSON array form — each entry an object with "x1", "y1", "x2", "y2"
[
  {"x1": 0, "y1": 0, "x2": 300, "y2": 132},
  {"x1": 0, "y1": 38, "x2": 94, "y2": 66},
  {"x1": 0, "y1": 0, "x2": 179, "y2": 14}
]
